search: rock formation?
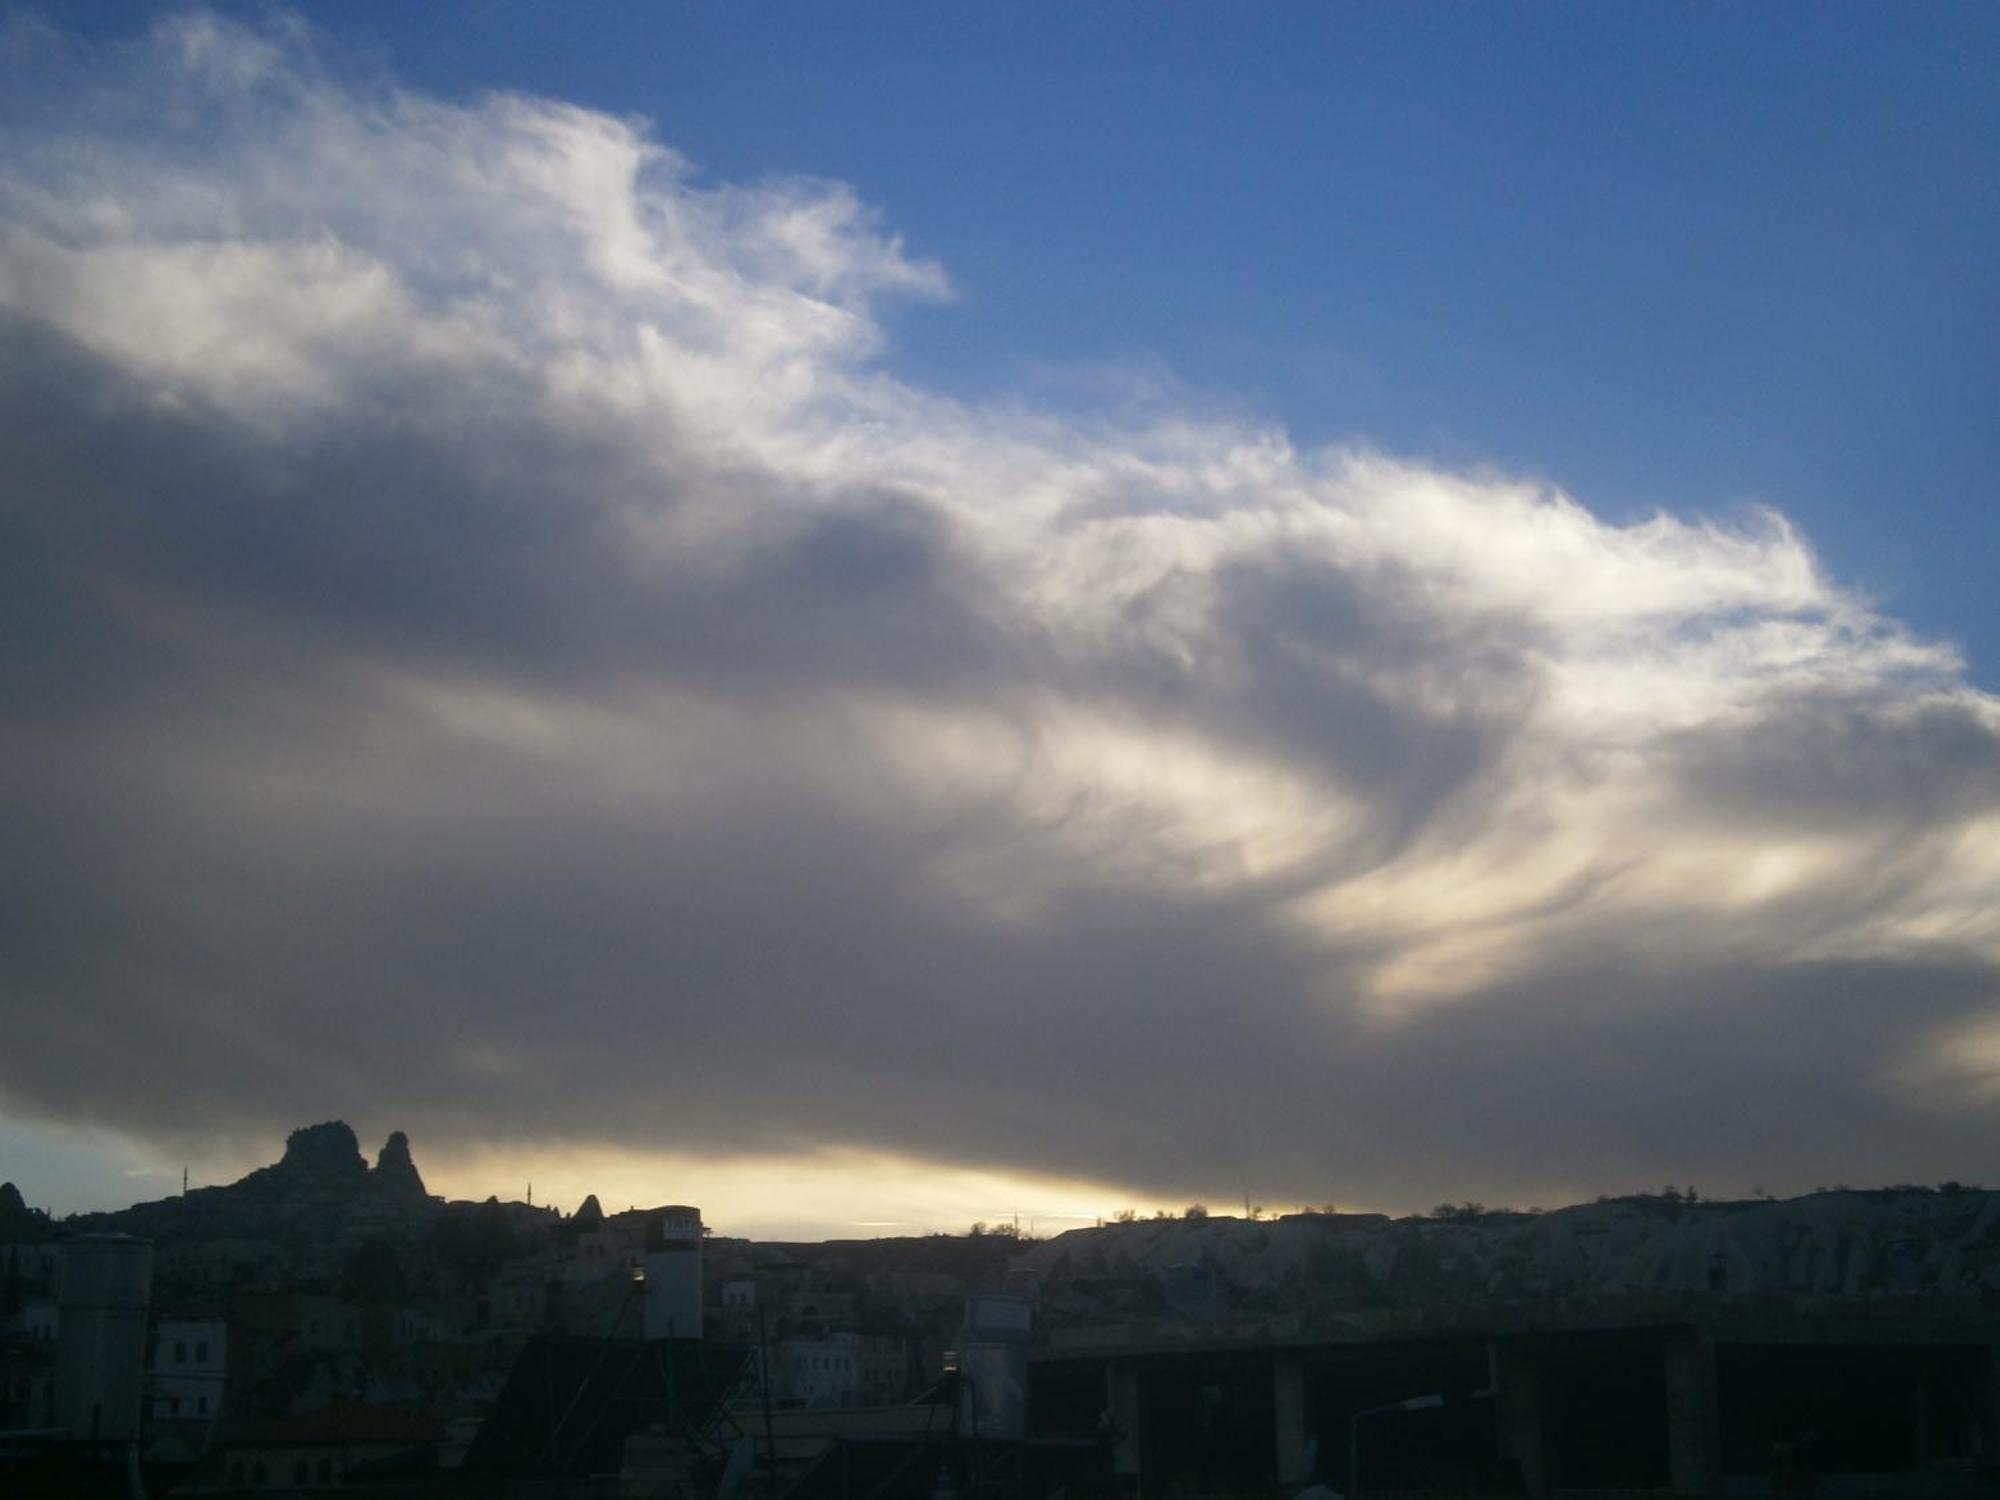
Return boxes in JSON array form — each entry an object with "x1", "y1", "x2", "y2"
[
  {"x1": 271, "y1": 1120, "x2": 369, "y2": 1179},
  {"x1": 373, "y1": 1130, "x2": 427, "y2": 1198},
  {"x1": 0, "y1": 1180, "x2": 48, "y2": 1241},
  {"x1": 67, "y1": 1120, "x2": 458, "y2": 1271}
]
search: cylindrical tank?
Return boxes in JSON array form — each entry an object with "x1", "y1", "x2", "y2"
[
  {"x1": 643, "y1": 1204, "x2": 703, "y2": 1341},
  {"x1": 956, "y1": 1292, "x2": 1032, "y2": 1440},
  {"x1": 956, "y1": 1339, "x2": 1028, "y2": 1439},
  {"x1": 56, "y1": 1234, "x2": 153, "y2": 1442}
]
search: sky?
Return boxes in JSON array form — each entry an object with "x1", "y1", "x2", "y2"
[{"x1": 1, "y1": 4, "x2": 1996, "y2": 1239}]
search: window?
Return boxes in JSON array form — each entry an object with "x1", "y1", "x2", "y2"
[
  {"x1": 195, "y1": 1339, "x2": 209, "y2": 1363},
  {"x1": 174, "y1": 1340, "x2": 187, "y2": 1363},
  {"x1": 317, "y1": 1458, "x2": 333, "y2": 1483},
  {"x1": 229, "y1": 1462, "x2": 244, "y2": 1485},
  {"x1": 197, "y1": 1395, "x2": 209, "y2": 1415},
  {"x1": 293, "y1": 1457, "x2": 308, "y2": 1485},
  {"x1": 251, "y1": 1461, "x2": 268, "y2": 1485}
]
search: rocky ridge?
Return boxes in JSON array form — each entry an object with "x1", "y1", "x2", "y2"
[
  {"x1": 68, "y1": 1121, "x2": 444, "y2": 1252},
  {"x1": 18, "y1": 1123, "x2": 2000, "y2": 1329},
  {"x1": 1025, "y1": 1187, "x2": 2000, "y2": 1318},
  {"x1": 0, "y1": 1179, "x2": 49, "y2": 1242}
]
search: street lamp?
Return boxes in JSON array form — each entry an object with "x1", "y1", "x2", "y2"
[{"x1": 1348, "y1": 1394, "x2": 1445, "y2": 1498}]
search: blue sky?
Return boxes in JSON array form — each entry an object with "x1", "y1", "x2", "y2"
[
  {"x1": 3, "y1": 4, "x2": 1997, "y2": 1233},
  {"x1": 61, "y1": 0, "x2": 1995, "y2": 675}
]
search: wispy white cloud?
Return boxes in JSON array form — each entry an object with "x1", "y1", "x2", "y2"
[{"x1": 2, "y1": 13, "x2": 1997, "y2": 1216}]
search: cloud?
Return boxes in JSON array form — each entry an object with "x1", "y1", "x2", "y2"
[{"x1": 3, "y1": 12, "x2": 1999, "y2": 1216}]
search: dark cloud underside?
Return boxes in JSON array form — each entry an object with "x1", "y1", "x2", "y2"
[{"x1": 4, "y1": 14, "x2": 1999, "y2": 1209}]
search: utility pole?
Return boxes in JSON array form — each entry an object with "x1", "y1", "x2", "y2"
[{"x1": 757, "y1": 1302, "x2": 777, "y2": 1479}]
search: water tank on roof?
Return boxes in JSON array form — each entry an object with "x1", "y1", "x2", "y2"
[
  {"x1": 643, "y1": 1205, "x2": 703, "y2": 1341},
  {"x1": 956, "y1": 1292, "x2": 1031, "y2": 1440},
  {"x1": 55, "y1": 1233, "x2": 153, "y2": 1442},
  {"x1": 659, "y1": 1205, "x2": 702, "y2": 1240}
]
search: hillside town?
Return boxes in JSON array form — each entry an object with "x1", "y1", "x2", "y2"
[{"x1": 7, "y1": 1122, "x2": 2000, "y2": 1497}]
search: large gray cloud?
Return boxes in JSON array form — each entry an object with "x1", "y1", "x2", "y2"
[{"x1": 4, "y1": 13, "x2": 1999, "y2": 1210}]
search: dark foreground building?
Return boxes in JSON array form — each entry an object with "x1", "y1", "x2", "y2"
[
  {"x1": 1030, "y1": 1291, "x2": 2000, "y2": 1496},
  {"x1": 460, "y1": 1333, "x2": 754, "y2": 1483}
]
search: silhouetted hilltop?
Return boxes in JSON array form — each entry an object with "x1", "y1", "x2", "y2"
[
  {"x1": 31, "y1": 1122, "x2": 2000, "y2": 1337},
  {"x1": 235, "y1": 1120, "x2": 369, "y2": 1186},
  {"x1": 0, "y1": 1180, "x2": 49, "y2": 1242},
  {"x1": 68, "y1": 1120, "x2": 448, "y2": 1256}
]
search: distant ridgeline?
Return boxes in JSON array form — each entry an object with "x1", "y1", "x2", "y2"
[
  {"x1": 67, "y1": 1121, "x2": 436, "y2": 1237},
  {"x1": 1023, "y1": 1186, "x2": 2000, "y2": 1315},
  {"x1": 36, "y1": 1122, "x2": 477, "y2": 1288},
  {"x1": 14, "y1": 1125, "x2": 2000, "y2": 1316},
  {"x1": 0, "y1": 1121, "x2": 583, "y2": 1307},
  {"x1": 0, "y1": 1179, "x2": 53, "y2": 1243}
]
